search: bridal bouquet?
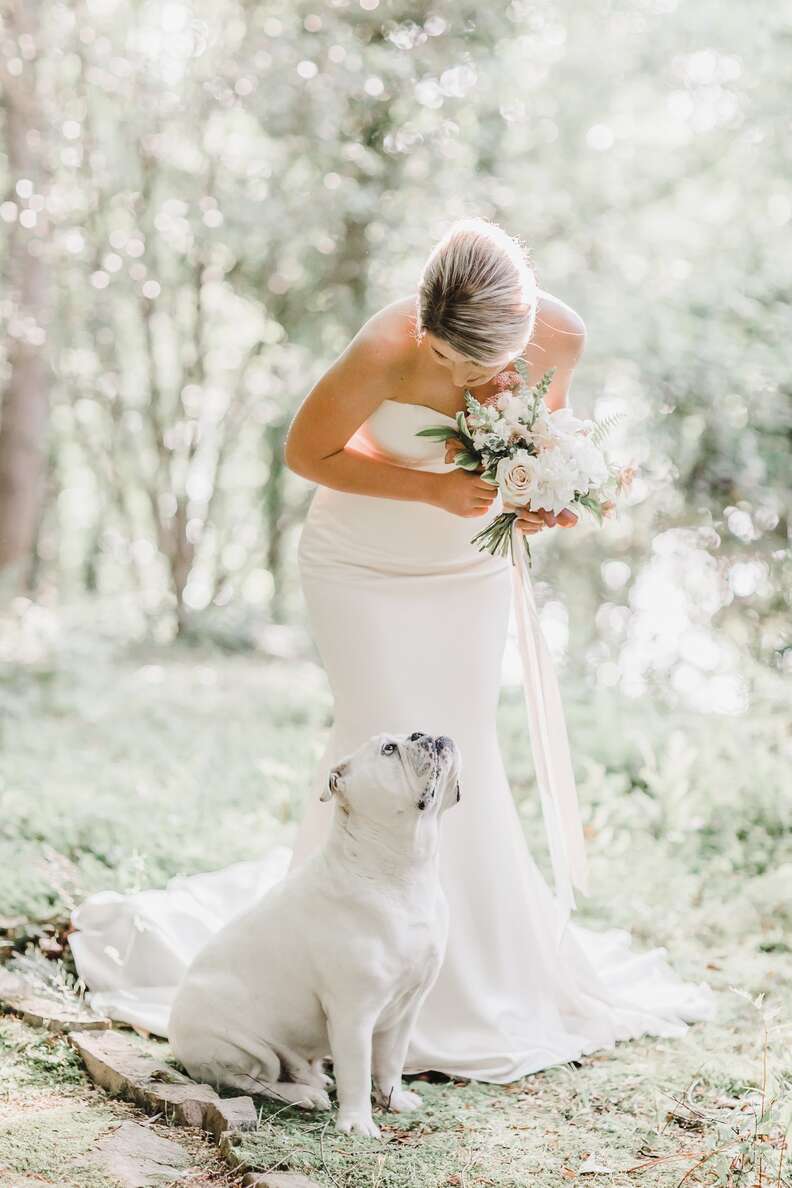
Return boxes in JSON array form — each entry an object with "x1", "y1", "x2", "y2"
[{"x1": 416, "y1": 357, "x2": 635, "y2": 566}]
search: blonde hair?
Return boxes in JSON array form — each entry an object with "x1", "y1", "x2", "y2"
[{"x1": 415, "y1": 216, "x2": 538, "y2": 366}]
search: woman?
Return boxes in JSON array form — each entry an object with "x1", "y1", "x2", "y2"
[
  {"x1": 282, "y1": 216, "x2": 716, "y2": 1080},
  {"x1": 68, "y1": 217, "x2": 716, "y2": 1080}
]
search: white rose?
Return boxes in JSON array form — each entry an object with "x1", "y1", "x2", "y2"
[
  {"x1": 498, "y1": 447, "x2": 579, "y2": 515},
  {"x1": 559, "y1": 436, "x2": 608, "y2": 489},
  {"x1": 495, "y1": 450, "x2": 537, "y2": 507}
]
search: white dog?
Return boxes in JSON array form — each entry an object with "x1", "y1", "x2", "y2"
[{"x1": 167, "y1": 729, "x2": 461, "y2": 1138}]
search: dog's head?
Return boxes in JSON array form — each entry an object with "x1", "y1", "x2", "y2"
[{"x1": 321, "y1": 731, "x2": 461, "y2": 828}]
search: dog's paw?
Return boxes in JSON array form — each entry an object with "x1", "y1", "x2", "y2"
[
  {"x1": 390, "y1": 1088, "x2": 423, "y2": 1112},
  {"x1": 311, "y1": 1059, "x2": 334, "y2": 1089},
  {"x1": 292, "y1": 1084, "x2": 332, "y2": 1111},
  {"x1": 336, "y1": 1109, "x2": 381, "y2": 1138},
  {"x1": 376, "y1": 1087, "x2": 422, "y2": 1112}
]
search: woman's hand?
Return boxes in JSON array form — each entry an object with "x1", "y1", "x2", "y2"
[
  {"x1": 431, "y1": 469, "x2": 499, "y2": 518},
  {"x1": 504, "y1": 500, "x2": 579, "y2": 534},
  {"x1": 442, "y1": 439, "x2": 579, "y2": 531},
  {"x1": 443, "y1": 437, "x2": 466, "y2": 466},
  {"x1": 435, "y1": 437, "x2": 498, "y2": 517}
]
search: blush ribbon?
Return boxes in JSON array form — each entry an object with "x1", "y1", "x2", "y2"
[{"x1": 509, "y1": 517, "x2": 591, "y2": 946}]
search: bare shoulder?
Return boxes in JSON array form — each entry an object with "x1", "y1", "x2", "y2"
[
  {"x1": 525, "y1": 289, "x2": 587, "y2": 365},
  {"x1": 283, "y1": 297, "x2": 417, "y2": 471},
  {"x1": 520, "y1": 290, "x2": 587, "y2": 408},
  {"x1": 352, "y1": 294, "x2": 419, "y2": 366}
]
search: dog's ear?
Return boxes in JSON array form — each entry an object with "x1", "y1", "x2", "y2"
[{"x1": 320, "y1": 764, "x2": 345, "y2": 802}]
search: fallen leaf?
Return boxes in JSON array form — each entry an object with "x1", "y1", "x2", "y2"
[{"x1": 579, "y1": 1152, "x2": 614, "y2": 1174}]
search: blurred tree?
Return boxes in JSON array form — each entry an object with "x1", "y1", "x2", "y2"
[
  {"x1": 0, "y1": 0, "x2": 787, "y2": 680},
  {"x1": 0, "y1": 1, "x2": 52, "y2": 585}
]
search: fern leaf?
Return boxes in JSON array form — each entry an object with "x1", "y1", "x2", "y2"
[{"x1": 590, "y1": 411, "x2": 624, "y2": 447}]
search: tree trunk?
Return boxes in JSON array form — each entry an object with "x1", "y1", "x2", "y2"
[{"x1": 0, "y1": 2, "x2": 52, "y2": 583}]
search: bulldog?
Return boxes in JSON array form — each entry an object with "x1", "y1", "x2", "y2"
[{"x1": 167, "y1": 729, "x2": 461, "y2": 1138}]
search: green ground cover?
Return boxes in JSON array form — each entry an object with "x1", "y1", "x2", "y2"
[{"x1": 1, "y1": 609, "x2": 790, "y2": 1186}]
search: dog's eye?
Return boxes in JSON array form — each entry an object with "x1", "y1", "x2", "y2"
[{"x1": 381, "y1": 741, "x2": 397, "y2": 756}]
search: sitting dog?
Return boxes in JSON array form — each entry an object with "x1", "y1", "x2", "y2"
[{"x1": 167, "y1": 729, "x2": 461, "y2": 1138}]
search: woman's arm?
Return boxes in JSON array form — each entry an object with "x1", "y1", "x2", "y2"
[{"x1": 283, "y1": 319, "x2": 441, "y2": 506}]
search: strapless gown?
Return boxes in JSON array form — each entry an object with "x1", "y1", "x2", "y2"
[{"x1": 68, "y1": 398, "x2": 717, "y2": 1082}]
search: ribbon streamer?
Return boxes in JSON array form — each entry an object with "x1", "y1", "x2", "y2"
[{"x1": 509, "y1": 517, "x2": 590, "y2": 946}]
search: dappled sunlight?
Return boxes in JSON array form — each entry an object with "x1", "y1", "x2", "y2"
[{"x1": 0, "y1": 0, "x2": 789, "y2": 1182}]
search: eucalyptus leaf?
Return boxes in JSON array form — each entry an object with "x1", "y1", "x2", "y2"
[
  {"x1": 415, "y1": 426, "x2": 459, "y2": 440},
  {"x1": 455, "y1": 411, "x2": 474, "y2": 444},
  {"x1": 513, "y1": 356, "x2": 530, "y2": 382},
  {"x1": 576, "y1": 494, "x2": 604, "y2": 522}
]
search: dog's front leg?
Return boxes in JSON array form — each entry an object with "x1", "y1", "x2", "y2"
[
  {"x1": 372, "y1": 997, "x2": 424, "y2": 1114},
  {"x1": 326, "y1": 1011, "x2": 380, "y2": 1138}
]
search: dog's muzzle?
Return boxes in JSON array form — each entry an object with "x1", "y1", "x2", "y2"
[
  {"x1": 409, "y1": 731, "x2": 454, "y2": 754},
  {"x1": 410, "y1": 732, "x2": 458, "y2": 810}
]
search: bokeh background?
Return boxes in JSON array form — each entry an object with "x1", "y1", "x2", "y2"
[{"x1": 1, "y1": 2, "x2": 790, "y2": 1185}]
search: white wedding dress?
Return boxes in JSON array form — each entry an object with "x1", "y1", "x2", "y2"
[{"x1": 68, "y1": 398, "x2": 717, "y2": 1083}]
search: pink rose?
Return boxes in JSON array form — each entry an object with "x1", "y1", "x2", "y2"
[{"x1": 616, "y1": 464, "x2": 637, "y2": 493}]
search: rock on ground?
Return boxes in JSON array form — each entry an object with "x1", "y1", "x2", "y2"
[
  {"x1": 92, "y1": 1120, "x2": 191, "y2": 1187},
  {"x1": 0, "y1": 967, "x2": 111, "y2": 1032},
  {"x1": 203, "y1": 1095, "x2": 259, "y2": 1142},
  {"x1": 70, "y1": 1028, "x2": 222, "y2": 1128},
  {"x1": 242, "y1": 1173, "x2": 324, "y2": 1188}
]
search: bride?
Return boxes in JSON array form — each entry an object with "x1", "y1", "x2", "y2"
[{"x1": 68, "y1": 216, "x2": 716, "y2": 1083}]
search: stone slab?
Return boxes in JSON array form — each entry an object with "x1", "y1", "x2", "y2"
[
  {"x1": 242, "y1": 1174, "x2": 324, "y2": 1188},
  {"x1": 0, "y1": 967, "x2": 111, "y2": 1031},
  {"x1": 204, "y1": 1095, "x2": 259, "y2": 1142},
  {"x1": 92, "y1": 1120, "x2": 191, "y2": 1186},
  {"x1": 70, "y1": 1028, "x2": 220, "y2": 1127}
]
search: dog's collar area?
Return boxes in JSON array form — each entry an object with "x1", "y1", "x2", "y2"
[{"x1": 327, "y1": 805, "x2": 443, "y2": 882}]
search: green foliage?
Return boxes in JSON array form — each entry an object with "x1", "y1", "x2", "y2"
[
  {"x1": 512, "y1": 356, "x2": 532, "y2": 385},
  {"x1": 452, "y1": 450, "x2": 481, "y2": 471},
  {"x1": 0, "y1": 615, "x2": 789, "y2": 1185},
  {"x1": 0, "y1": 1016, "x2": 229, "y2": 1186},
  {"x1": 414, "y1": 426, "x2": 458, "y2": 440},
  {"x1": 0, "y1": 0, "x2": 785, "y2": 665},
  {"x1": 455, "y1": 410, "x2": 475, "y2": 447},
  {"x1": 2, "y1": 7, "x2": 788, "y2": 1182},
  {"x1": 0, "y1": 1019, "x2": 86, "y2": 1092},
  {"x1": 0, "y1": 611, "x2": 321, "y2": 916},
  {"x1": 0, "y1": 1104, "x2": 120, "y2": 1185},
  {"x1": 589, "y1": 412, "x2": 625, "y2": 448},
  {"x1": 576, "y1": 492, "x2": 606, "y2": 523},
  {"x1": 230, "y1": 997, "x2": 792, "y2": 1187}
]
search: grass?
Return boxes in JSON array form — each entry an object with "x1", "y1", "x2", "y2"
[
  {"x1": 0, "y1": 1015, "x2": 237, "y2": 1187},
  {"x1": 230, "y1": 1007, "x2": 787, "y2": 1187},
  {"x1": 1, "y1": 597, "x2": 791, "y2": 1186}
]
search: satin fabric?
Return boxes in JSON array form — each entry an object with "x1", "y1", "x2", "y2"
[{"x1": 68, "y1": 398, "x2": 716, "y2": 1081}]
